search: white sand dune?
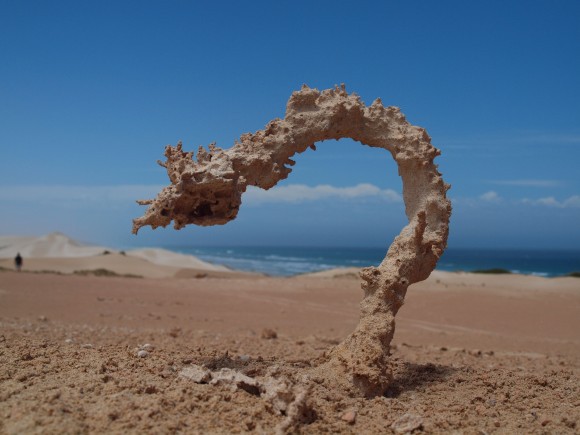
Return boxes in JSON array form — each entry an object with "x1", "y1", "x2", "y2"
[
  {"x1": 0, "y1": 232, "x2": 109, "y2": 259},
  {"x1": 126, "y1": 248, "x2": 230, "y2": 272},
  {"x1": 0, "y1": 235, "x2": 37, "y2": 249},
  {"x1": 0, "y1": 253, "x2": 169, "y2": 278},
  {"x1": 0, "y1": 233, "x2": 242, "y2": 278}
]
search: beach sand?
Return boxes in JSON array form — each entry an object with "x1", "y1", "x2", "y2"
[{"x1": 0, "y1": 237, "x2": 579, "y2": 433}]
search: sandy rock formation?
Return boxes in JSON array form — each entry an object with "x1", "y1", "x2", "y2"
[{"x1": 133, "y1": 85, "x2": 451, "y2": 397}]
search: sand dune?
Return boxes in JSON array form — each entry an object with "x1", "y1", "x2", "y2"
[
  {"x1": 126, "y1": 248, "x2": 230, "y2": 272},
  {"x1": 0, "y1": 232, "x2": 108, "y2": 258},
  {"x1": 0, "y1": 233, "x2": 242, "y2": 278},
  {"x1": 1, "y1": 253, "x2": 179, "y2": 278}
]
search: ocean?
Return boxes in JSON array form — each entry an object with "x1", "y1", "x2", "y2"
[{"x1": 162, "y1": 246, "x2": 580, "y2": 278}]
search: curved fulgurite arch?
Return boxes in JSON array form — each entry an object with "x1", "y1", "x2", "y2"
[{"x1": 133, "y1": 85, "x2": 452, "y2": 397}]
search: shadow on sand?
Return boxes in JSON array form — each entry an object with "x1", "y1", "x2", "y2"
[{"x1": 385, "y1": 361, "x2": 457, "y2": 398}]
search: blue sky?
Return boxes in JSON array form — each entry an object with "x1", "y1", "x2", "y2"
[{"x1": 1, "y1": 1, "x2": 579, "y2": 249}]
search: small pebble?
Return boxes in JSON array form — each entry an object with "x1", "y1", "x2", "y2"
[
  {"x1": 391, "y1": 413, "x2": 423, "y2": 434},
  {"x1": 64, "y1": 338, "x2": 74, "y2": 344},
  {"x1": 141, "y1": 343, "x2": 155, "y2": 351},
  {"x1": 261, "y1": 328, "x2": 277, "y2": 339},
  {"x1": 341, "y1": 410, "x2": 357, "y2": 424},
  {"x1": 81, "y1": 343, "x2": 93, "y2": 349},
  {"x1": 179, "y1": 365, "x2": 212, "y2": 383},
  {"x1": 137, "y1": 350, "x2": 149, "y2": 358}
]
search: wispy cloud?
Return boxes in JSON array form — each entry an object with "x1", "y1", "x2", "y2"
[
  {"x1": 0, "y1": 185, "x2": 164, "y2": 203},
  {"x1": 521, "y1": 134, "x2": 580, "y2": 144},
  {"x1": 244, "y1": 183, "x2": 402, "y2": 204},
  {"x1": 3, "y1": 184, "x2": 578, "y2": 213},
  {"x1": 479, "y1": 191, "x2": 501, "y2": 202},
  {"x1": 488, "y1": 179, "x2": 562, "y2": 188},
  {"x1": 0, "y1": 183, "x2": 403, "y2": 207},
  {"x1": 521, "y1": 196, "x2": 580, "y2": 209},
  {"x1": 453, "y1": 191, "x2": 580, "y2": 209},
  {"x1": 451, "y1": 191, "x2": 502, "y2": 206},
  {"x1": 440, "y1": 133, "x2": 580, "y2": 150}
]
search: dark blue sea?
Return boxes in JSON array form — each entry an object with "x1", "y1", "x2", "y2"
[{"x1": 161, "y1": 246, "x2": 580, "y2": 278}]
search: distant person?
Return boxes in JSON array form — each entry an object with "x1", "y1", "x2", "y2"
[{"x1": 14, "y1": 253, "x2": 23, "y2": 272}]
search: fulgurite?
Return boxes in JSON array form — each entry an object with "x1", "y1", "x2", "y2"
[{"x1": 133, "y1": 84, "x2": 451, "y2": 398}]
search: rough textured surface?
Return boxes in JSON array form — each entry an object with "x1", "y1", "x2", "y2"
[
  {"x1": 133, "y1": 85, "x2": 452, "y2": 397},
  {"x1": 1, "y1": 271, "x2": 579, "y2": 433},
  {"x1": 1, "y1": 318, "x2": 578, "y2": 434},
  {"x1": 180, "y1": 364, "x2": 313, "y2": 434}
]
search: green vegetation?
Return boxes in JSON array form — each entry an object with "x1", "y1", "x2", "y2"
[
  {"x1": 471, "y1": 268, "x2": 512, "y2": 274},
  {"x1": 0, "y1": 266, "x2": 63, "y2": 275},
  {"x1": 565, "y1": 272, "x2": 580, "y2": 278},
  {"x1": 73, "y1": 268, "x2": 142, "y2": 278},
  {"x1": 1, "y1": 266, "x2": 140, "y2": 278}
]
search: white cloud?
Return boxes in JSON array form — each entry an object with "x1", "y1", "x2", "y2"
[
  {"x1": 453, "y1": 191, "x2": 580, "y2": 209},
  {"x1": 521, "y1": 195, "x2": 580, "y2": 209},
  {"x1": 563, "y1": 196, "x2": 580, "y2": 208},
  {"x1": 479, "y1": 191, "x2": 501, "y2": 202},
  {"x1": 4, "y1": 184, "x2": 578, "y2": 213},
  {"x1": 0, "y1": 183, "x2": 403, "y2": 207},
  {"x1": 488, "y1": 179, "x2": 562, "y2": 188},
  {"x1": 244, "y1": 183, "x2": 402, "y2": 204},
  {"x1": 0, "y1": 185, "x2": 164, "y2": 203}
]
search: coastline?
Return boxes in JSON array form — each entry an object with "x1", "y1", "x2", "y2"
[
  {"x1": 163, "y1": 245, "x2": 580, "y2": 278},
  {"x1": 3, "y1": 234, "x2": 579, "y2": 278}
]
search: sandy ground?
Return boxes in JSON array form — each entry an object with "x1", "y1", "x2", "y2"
[{"x1": 1, "y1": 265, "x2": 579, "y2": 434}]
